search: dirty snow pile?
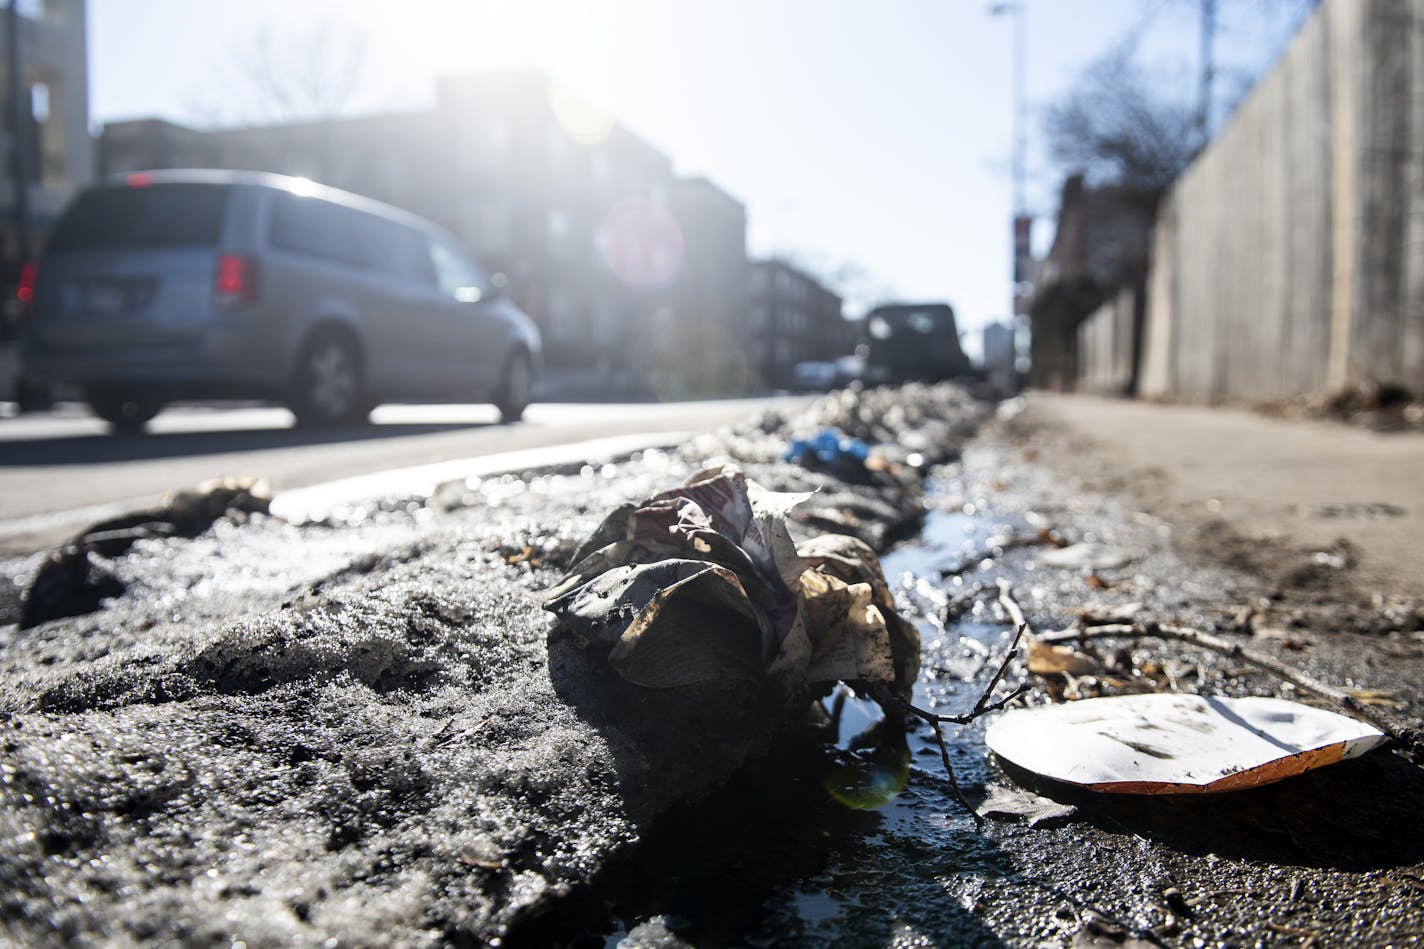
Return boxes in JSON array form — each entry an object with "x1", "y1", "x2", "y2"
[{"x1": 0, "y1": 383, "x2": 989, "y2": 947}]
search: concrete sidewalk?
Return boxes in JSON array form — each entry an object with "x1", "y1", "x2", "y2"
[{"x1": 1019, "y1": 392, "x2": 1424, "y2": 600}]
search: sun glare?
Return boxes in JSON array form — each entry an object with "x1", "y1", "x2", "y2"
[
  {"x1": 548, "y1": 80, "x2": 613, "y2": 144},
  {"x1": 419, "y1": 0, "x2": 645, "y2": 132}
]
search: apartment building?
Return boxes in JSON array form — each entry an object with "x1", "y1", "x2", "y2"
[{"x1": 746, "y1": 258, "x2": 850, "y2": 389}]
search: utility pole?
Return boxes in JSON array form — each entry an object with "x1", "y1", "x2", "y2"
[
  {"x1": 989, "y1": 1, "x2": 1031, "y2": 373},
  {"x1": 1195, "y1": 0, "x2": 1217, "y2": 144},
  {"x1": 6, "y1": 0, "x2": 31, "y2": 267}
]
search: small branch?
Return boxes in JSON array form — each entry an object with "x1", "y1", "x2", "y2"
[
  {"x1": 873, "y1": 589, "x2": 1031, "y2": 825},
  {"x1": 881, "y1": 694, "x2": 982, "y2": 828},
  {"x1": 970, "y1": 622, "x2": 1030, "y2": 720},
  {"x1": 996, "y1": 578, "x2": 1035, "y2": 638},
  {"x1": 1038, "y1": 622, "x2": 1423, "y2": 762}
]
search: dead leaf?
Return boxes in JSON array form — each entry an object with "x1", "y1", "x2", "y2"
[
  {"x1": 977, "y1": 784, "x2": 1077, "y2": 826},
  {"x1": 1347, "y1": 689, "x2": 1404, "y2": 709},
  {"x1": 1039, "y1": 543, "x2": 1132, "y2": 571},
  {"x1": 1076, "y1": 601, "x2": 1144, "y2": 626},
  {"x1": 1027, "y1": 640, "x2": 1100, "y2": 676}
]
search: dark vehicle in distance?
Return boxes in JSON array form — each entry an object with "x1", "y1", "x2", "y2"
[
  {"x1": 19, "y1": 170, "x2": 541, "y2": 430},
  {"x1": 860, "y1": 302, "x2": 973, "y2": 385}
]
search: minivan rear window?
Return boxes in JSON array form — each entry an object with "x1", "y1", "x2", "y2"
[{"x1": 47, "y1": 183, "x2": 231, "y2": 251}]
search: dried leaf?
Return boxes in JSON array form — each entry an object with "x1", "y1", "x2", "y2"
[
  {"x1": 1027, "y1": 640, "x2": 1101, "y2": 676},
  {"x1": 1076, "y1": 601, "x2": 1144, "y2": 626},
  {"x1": 976, "y1": 784, "x2": 1077, "y2": 826},
  {"x1": 1347, "y1": 689, "x2": 1404, "y2": 709},
  {"x1": 1038, "y1": 543, "x2": 1132, "y2": 571}
]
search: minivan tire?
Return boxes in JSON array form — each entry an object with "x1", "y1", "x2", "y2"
[
  {"x1": 495, "y1": 352, "x2": 533, "y2": 424},
  {"x1": 88, "y1": 389, "x2": 165, "y2": 433},
  {"x1": 290, "y1": 331, "x2": 368, "y2": 428}
]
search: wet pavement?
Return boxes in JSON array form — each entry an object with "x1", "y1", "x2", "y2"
[{"x1": 2, "y1": 386, "x2": 1422, "y2": 947}]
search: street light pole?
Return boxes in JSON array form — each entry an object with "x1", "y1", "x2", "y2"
[
  {"x1": 989, "y1": 1, "x2": 1029, "y2": 374},
  {"x1": 988, "y1": 1, "x2": 1027, "y2": 218}
]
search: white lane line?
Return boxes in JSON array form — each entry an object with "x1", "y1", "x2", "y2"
[
  {"x1": 268, "y1": 431, "x2": 688, "y2": 523},
  {"x1": 0, "y1": 432, "x2": 688, "y2": 542}
]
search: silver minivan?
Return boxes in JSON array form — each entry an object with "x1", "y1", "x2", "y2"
[{"x1": 19, "y1": 169, "x2": 541, "y2": 430}]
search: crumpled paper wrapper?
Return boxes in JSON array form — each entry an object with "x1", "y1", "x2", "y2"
[{"x1": 543, "y1": 465, "x2": 919, "y2": 695}]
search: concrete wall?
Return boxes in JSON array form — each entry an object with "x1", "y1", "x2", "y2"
[
  {"x1": 1139, "y1": 0, "x2": 1424, "y2": 401},
  {"x1": 1077, "y1": 286, "x2": 1138, "y2": 396}
]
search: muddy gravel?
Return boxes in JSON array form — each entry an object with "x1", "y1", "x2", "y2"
[{"x1": 3, "y1": 385, "x2": 1422, "y2": 948}]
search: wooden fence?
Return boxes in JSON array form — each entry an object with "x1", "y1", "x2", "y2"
[{"x1": 1131, "y1": 0, "x2": 1424, "y2": 401}]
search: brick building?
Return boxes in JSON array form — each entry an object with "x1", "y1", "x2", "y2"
[{"x1": 746, "y1": 258, "x2": 851, "y2": 389}]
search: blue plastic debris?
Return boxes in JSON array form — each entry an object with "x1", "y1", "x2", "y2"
[{"x1": 784, "y1": 428, "x2": 870, "y2": 468}]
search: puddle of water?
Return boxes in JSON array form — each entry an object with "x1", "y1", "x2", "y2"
[
  {"x1": 581, "y1": 505, "x2": 1033, "y2": 946},
  {"x1": 763, "y1": 505, "x2": 1030, "y2": 936}
]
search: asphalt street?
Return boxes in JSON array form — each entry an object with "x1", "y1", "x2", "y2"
[{"x1": 0, "y1": 397, "x2": 812, "y2": 555}]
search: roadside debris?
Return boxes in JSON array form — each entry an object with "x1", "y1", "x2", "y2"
[
  {"x1": 17, "y1": 476, "x2": 271, "y2": 629},
  {"x1": 975, "y1": 783, "x2": 1077, "y2": 825},
  {"x1": 543, "y1": 464, "x2": 920, "y2": 695},
  {"x1": 1030, "y1": 621, "x2": 1423, "y2": 760},
  {"x1": 1038, "y1": 542, "x2": 1132, "y2": 571},
  {"x1": 783, "y1": 427, "x2": 882, "y2": 485},
  {"x1": 78, "y1": 475, "x2": 272, "y2": 555},
  {"x1": 991, "y1": 579, "x2": 1424, "y2": 763},
  {"x1": 985, "y1": 693, "x2": 1387, "y2": 793},
  {"x1": 1258, "y1": 380, "x2": 1424, "y2": 431},
  {"x1": 18, "y1": 546, "x2": 126, "y2": 629}
]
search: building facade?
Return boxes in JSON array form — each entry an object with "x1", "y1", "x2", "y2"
[
  {"x1": 1029, "y1": 174, "x2": 1157, "y2": 390},
  {"x1": 100, "y1": 70, "x2": 752, "y2": 398},
  {"x1": 1, "y1": 0, "x2": 91, "y2": 339},
  {"x1": 746, "y1": 259, "x2": 849, "y2": 389}
]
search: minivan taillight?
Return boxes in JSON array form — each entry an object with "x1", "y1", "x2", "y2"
[
  {"x1": 16, "y1": 260, "x2": 37, "y2": 306},
  {"x1": 214, "y1": 253, "x2": 256, "y2": 305}
]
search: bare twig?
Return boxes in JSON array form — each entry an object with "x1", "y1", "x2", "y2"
[
  {"x1": 1037, "y1": 622, "x2": 1424, "y2": 762},
  {"x1": 874, "y1": 593, "x2": 1031, "y2": 825},
  {"x1": 996, "y1": 578, "x2": 1035, "y2": 638}
]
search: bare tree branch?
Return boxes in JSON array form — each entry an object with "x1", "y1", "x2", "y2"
[{"x1": 189, "y1": 22, "x2": 367, "y2": 128}]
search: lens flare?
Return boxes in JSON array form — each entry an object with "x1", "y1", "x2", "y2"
[
  {"x1": 597, "y1": 199, "x2": 684, "y2": 290},
  {"x1": 548, "y1": 79, "x2": 613, "y2": 145}
]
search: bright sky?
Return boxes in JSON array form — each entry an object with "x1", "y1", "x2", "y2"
[{"x1": 88, "y1": 1, "x2": 1304, "y2": 349}]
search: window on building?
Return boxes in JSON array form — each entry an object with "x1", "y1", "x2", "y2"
[
  {"x1": 547, "y1": 127, "x2": 568, "y2": 167},
  {"x1": 591, "y1": 150, "x2": 611, "y2": 191},
  {"x1": 547, "y1": 209, "x2": 574, "y2": 257},
  {"x1": 545, "y1": 288, "x2": 581, "y2": 340},
  {"x1": 590, "y1": 301, "x2": 618, "y2": 342}
]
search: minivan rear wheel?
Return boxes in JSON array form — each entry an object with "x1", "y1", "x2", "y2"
[
  {"x1": 87, "y1": 389, "x2": 165, "y2": 433},
  {"x1": 290, "y1": 332, "x2": 368, "y2": 427},
  {"x1": 495, "y1": 352, "x2": 533, "y2": 424}
]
